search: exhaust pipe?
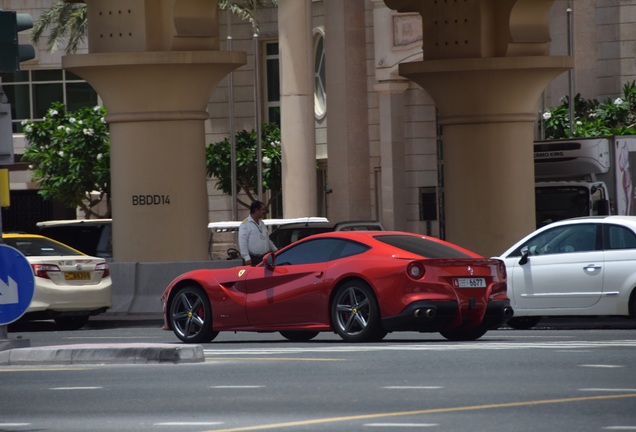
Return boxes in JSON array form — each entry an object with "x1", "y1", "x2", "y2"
[
  {"x1": 414, "y1": 308, "x2": 436, "y2": 319},
  {"x1": 503, "y1": 307, "x2": 514, "y2": 318}
]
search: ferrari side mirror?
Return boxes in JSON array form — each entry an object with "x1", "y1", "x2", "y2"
[{"x1": 264, "y1": 253, "x2": 276, "y2": 268}]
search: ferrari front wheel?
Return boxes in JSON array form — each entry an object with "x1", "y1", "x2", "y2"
[
  {"x1": 331, "y1": 280, "x2": 386, "y2": 342},
  {"x1": 169, "y1": 285, "x2": 218, "y2": 343}
]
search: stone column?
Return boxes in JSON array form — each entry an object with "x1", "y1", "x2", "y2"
[
  {"x1": 375, "y1": 81, "x2": 409, "y2": 231},
  {"x1": 278, "y1": 0, "x2": 317, "y2": 218},
  {"x1": 385, "y1": 0, "x2": 573, "y2": 256},
  {"x1": 63, "y1": 0, "x2": 246, "y2": 262},
  {"x1": 324, "y1": 0, "x2": 371, "y2": 221}
]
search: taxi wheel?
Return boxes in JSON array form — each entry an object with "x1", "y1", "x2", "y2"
[
  {"x1": 169, "y1": 285, "x2": 218, "y2": 343},
  {"x1": 331, "y1": 280, "x2": 387, "y2": 343},
  {"x1": 54, "y1": 315, "x2": 89, "y2": 330}
]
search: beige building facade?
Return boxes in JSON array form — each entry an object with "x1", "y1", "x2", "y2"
[{"x1": 2, "y1": 0, "x2": 636, "y2": 260}]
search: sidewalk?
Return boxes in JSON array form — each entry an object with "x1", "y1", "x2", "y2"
[
  {"x1": 0, "y1": 313, "x2": 202, "y2": 366},
  {"x1": 0, "y1": 342, "x2": 204, "y2": 365}
]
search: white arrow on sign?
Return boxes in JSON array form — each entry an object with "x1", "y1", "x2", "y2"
[{"x1": 0, "y1": 276, "x2": 19, "y2": 305}]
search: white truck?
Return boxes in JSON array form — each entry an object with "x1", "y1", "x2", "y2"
[{"x1": 534, "y1": 136, "x2": 636, "y2": 227}]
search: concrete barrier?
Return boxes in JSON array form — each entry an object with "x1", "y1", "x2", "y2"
[{"x1": 109, "y1": 260, "x2": 242, "y2": 314}]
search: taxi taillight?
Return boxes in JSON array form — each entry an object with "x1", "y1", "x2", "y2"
[
  {"x1": 31, "y1": 263, "x2": 60, "y2": 279},
  {"x1": 95, "y1": 262, "x2": 110, "y2": 278}
]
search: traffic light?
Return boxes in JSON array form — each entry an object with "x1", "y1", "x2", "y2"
[{"x1": 0, "y1": 10, "x2": 35, "y2": 73}]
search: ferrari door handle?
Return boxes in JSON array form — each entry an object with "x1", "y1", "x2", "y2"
[{"x1": 315, "y1": 272, "x2": 324, "y2": 278}]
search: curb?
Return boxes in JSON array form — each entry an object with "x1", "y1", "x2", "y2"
[{"x1": 0, "y1": 343, "x2": 204, "y2": 365}]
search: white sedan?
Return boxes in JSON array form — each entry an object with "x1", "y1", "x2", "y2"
[
  {"x1": 496, "y1": 216, "x2": 636, "y2": 329},
  {"x1": 2, "y1": 233, "x2": 112, "y2": 330}
]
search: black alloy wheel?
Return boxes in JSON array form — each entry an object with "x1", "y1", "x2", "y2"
[
  {"x1": 331, "y1": 280, "x2": 387, "y2": 342},
  {"x1": 169, "y1": 285, "x2": 218, "y2": 343}
]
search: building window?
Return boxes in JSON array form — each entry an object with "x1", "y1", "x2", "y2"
[
  {"x1": 313, "y1": 30, "x2": 326, "y2": 119},
  {"x1": 1, "y1": 69, "x2": 98, "y2": 133},
  {"x1": 265, "y1": 41, "x2": 280, "y2": 126},
  {"x1": 419, "y1": 187, "x2": 438, "y2": 221}
]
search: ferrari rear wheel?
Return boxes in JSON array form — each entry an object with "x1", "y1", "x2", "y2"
[
  {"x1": 169, "y1": 285, "x2": 218, "y2": 343},
  {"x1": 331, "y1": 280, "x2": 386, "y2": 342},
  {"x1": 280, "y1": 331, "x2": 320, "y2": 342}
]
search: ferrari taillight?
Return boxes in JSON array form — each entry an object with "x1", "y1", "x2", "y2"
[
  {"x1": 95, "y1": 262, "x2": 110, "y2": 278},
  {"x1": 498, "y1": 260, "x2": 507, "y2": 280},
  {"x1": 31, "y1": 263, "x2": 60, "y2": 279},
  {"x1": 407, "y1": 262, "x2": 426, "y2": 280}
]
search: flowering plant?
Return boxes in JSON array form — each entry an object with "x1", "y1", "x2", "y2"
[
  {"x1": 22, "y1": 101, "x2": 111, "y2": 218},
  {"x1": 540, "y1": 81, "x2": 636, "y2": 139}
]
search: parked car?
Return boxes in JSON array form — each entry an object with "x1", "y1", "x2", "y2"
[
  {"x1": 2, "y1": 233, "x2": 112, "y2": 330},
  {"x1": 162, "y1": 231, "x2": 512, "y2": 343},
  {"x1": 269, "y1": 220, "x2": 385, "y2": 249},
  {"x1": 496, "y1": 216, "x2": 636, "y2": 329},
  {"x1": 37, "y1": 219, "x2": 113, "y2": 261}
]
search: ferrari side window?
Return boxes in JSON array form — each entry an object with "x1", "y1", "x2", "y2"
[
  {"x1": 276, "y1": 238, "x2": 340, "y2": 265},
  {"x1": 333, "y1": 240, "x2": 370, "y2": 259}
]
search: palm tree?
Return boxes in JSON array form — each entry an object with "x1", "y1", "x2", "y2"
[
  {"x1": 32, "y1": 1, "x2": 87, "y2": 54},
  {"x1": 32, "y1": 0, "x2": 277, "y2": 54}
]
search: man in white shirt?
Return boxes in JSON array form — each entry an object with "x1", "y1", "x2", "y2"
[{"x1": 238, "y1": 200, "x2": 278, "y2": 265}]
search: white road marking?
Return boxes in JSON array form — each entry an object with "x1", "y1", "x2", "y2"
[
  {"x1": 580, "y1": 388, "x2": 636, "y2": 392},
  {"x1": 579, "y1": 364, "x2": 624, "y2": 368},
  {"x1": 50, "y1": 386, "x2": 102, "y2": 390},
  {"x1": 67, "y1": 336, "x2": 163, "y2": 340},
  {"x1": 203, "y1": 339, "x2": 636, "y2": 356},
  {"x1": 155, "y1": 422, "x2": 224, "y2": 426},
  {"x1": 382, "y1": 386, "x2": 443, "y2": 390},
  {"x1": 603, "y1": 427, "x2": 636, "y2": 430},
  {"x1": 0, "y1": 424, "x2": 30, "y2": 428},
  {"x1": 210, "y1": 385, "x2": 265, "y2": 389},
  {"x1": 365, "y1": 423, "x2": 438, "y2": 428}
]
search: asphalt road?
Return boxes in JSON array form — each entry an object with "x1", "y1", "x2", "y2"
[{"x1": 1, "y1": 316, "x2": 635, "y2": 431}]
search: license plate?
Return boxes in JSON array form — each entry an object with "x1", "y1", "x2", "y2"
[
  {"x1": 65, "y1": 271, "x2": 91, "y2": 281},
  {"x1": 454, "y1": 277, "x2": 486, "y2": 288}
]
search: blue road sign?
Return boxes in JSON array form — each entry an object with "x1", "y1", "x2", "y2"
[{"x1": 0, "y1": 244, "x2": 35, "y2": 325}]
